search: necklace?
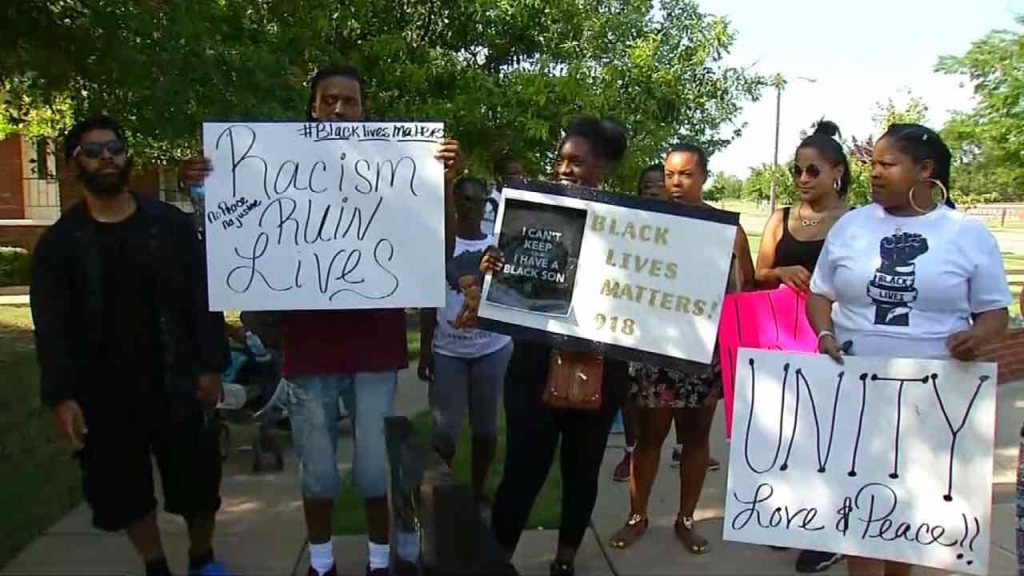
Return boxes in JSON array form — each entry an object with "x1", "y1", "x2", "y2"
[{"x1": 797, "y1": 203, "x2": 822, "y2": 228}]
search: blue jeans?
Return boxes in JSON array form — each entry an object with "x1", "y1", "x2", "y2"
[{"x1": 286, "y1": 371, "x2": 397, "y2": 499}]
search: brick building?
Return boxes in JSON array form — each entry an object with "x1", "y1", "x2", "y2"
[{"x1": 0, "y1": 134, "x2": 190, "y2": 253}]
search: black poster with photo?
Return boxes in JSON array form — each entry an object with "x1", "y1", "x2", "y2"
[{"x1": 486, "y1": 199, "x2": 588, "y2": 316}]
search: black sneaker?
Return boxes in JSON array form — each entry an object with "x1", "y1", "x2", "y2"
[{"x1": 796, "y1": 550, "x2": 843, "y2": 573}]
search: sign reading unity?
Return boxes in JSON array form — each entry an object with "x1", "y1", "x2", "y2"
[
  {"x1": 478, "y1": 181, "x2": 738, "y2": 366},
  {"x1": 718, "y1": 286, "x2": 818, "y2": 437},
  {"x1": 201, "y1": 122, "x2": 446, "y2": 311},
  {"x1": 724, "y1": 349, "x2": 996, "y2": 574}
]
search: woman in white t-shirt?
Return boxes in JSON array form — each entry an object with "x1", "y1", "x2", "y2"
[
  {"x1": 418, "y1": 176, "x2": 514, "y2": 507},
  {"x1": 808, "y1": 124, "x2": 1011, "y2": 576}
]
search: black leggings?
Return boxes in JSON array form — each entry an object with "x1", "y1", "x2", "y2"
[{"x1": 490, "y1": 340, "x2": 626, "y2": 553}]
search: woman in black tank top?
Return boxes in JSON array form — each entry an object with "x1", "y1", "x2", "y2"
[
  {"x1": 752, "y1": 120, "x2": 851, "y2": 574},
  {"x1": 755, "y1": 120, "x2": 850, "y2": 293}
]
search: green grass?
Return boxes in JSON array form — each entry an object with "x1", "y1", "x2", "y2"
[
  {"x1": 1003, "y1": 253, "x2": 1024, "y2": 272},
  {"x1": 332, "y1": 410, "x2": 562, "y2": 534},
  {"x1": 406, "y1": 327, "x2": 420, "y2": 361},
  {"x1": 0, "y1": 305, "x2": 82, "y2": 570},
  {"x1": 1004, "y1": 253, "x2": 1024, "y2": 318}
]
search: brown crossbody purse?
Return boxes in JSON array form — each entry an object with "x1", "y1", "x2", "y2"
[{"x1": 543, "y1": 349, "x2": 604, "y2": 411}]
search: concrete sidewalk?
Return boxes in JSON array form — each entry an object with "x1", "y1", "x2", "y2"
[
  {"x1": 5, "y1": 369, "x2": 1024, "y2": 575},
  {"x1": 2, "y1": 366, "x2": 432, "y2": 576},
  {"x1": 0, "y1": 286, "x2": 29, "y2": 305}
]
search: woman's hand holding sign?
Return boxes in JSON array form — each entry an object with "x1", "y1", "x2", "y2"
[
  {"x1": 775, "y1": 265, "x2": 811, "y2": 292},
  {"x1": 480, "y1": 246, "x2": 505, "y2": 276}
]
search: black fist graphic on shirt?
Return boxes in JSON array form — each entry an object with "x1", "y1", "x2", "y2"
[{"x1": 867, "y1": 232, "x2": 929, "y2": 327}]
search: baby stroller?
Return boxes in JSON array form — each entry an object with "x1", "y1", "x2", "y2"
[{"x1": 217, "y1": 313, "x2": 286, "y2": 472}]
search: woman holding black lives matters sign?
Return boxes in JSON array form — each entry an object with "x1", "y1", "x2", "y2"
[
  {"x1": 807, "y1": 124, "x2": 1011, "y2": 576},
  {"x1": 479, "y1": 117, "x2": 631, "y2": 576},
  {"x1": 608, "y1": 145, "x2": 755, "y2": 554}
]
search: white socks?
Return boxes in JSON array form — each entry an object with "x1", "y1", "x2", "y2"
[
  {"x1": 368, "y1": 542, "x2": 390, "y2": 570},
  {"x1": 311, "y1": 539, "x2": 392, "y2": 572},
  {"x1": 309, "y1": 541, "x2": 334, "y2": 576}
]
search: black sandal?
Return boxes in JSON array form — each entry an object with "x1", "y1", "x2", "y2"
[
  {"x1": 674, "y1": 516, "x2": 709, "y2": 554},
  {"x1": 609, "y1": 515, "x2": 649, "y2": 549}
]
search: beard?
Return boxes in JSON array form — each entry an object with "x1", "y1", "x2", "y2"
[{"x1": 78, "y1": 160, "x2": 132, "y2": 197}]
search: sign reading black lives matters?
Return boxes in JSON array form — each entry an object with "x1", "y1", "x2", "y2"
[
  {"x1": 478, "y1": 182, "x2": 738, "y2": 366},
  {"x1": 201, "y1": 122, "x2": 446, "y2": 311}
]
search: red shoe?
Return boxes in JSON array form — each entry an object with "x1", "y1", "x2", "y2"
[{"x1": 612, "y1": 451, "x2": 632, "y2": 482}]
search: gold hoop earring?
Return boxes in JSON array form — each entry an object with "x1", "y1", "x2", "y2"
[
  {"x1": 833, "y1": 179, "x2": 841, "y2": 193},
  {"x1": 908, "y1": 178, "x2": 949, "y2": 214}
]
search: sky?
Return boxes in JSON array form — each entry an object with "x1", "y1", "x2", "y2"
[{"x1": 697, "y1": 0, "x2": 1024, "y2": 178}]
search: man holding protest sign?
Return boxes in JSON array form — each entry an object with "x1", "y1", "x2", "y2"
[{"x1": 180, "y1": 64, "x2": 461, "y2": 576}]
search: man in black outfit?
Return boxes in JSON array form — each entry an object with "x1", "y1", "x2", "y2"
[{"x1": 30, "y1": 115, "x2": 229, "y2": 576}]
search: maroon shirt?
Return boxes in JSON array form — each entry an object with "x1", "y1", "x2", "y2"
[{"x1": 280, "y1": 309, "x2": 408, "y2": 378}]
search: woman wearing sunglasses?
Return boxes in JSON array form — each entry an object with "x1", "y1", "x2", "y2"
[
  {"x1": 754, "y1": 122, "x2": 850, "y2": 573},
  {"x1": 755, "y1": 120, "x2": 850, "y2": 294}
]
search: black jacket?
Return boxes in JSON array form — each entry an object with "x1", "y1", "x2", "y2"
[{"x1": 30, "y1": 195, "x2": 229, "y2": 410}]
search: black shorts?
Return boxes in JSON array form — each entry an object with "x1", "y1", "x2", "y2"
[{"x1": 76, "y1": 401, "x2": 222, "y2": 531}]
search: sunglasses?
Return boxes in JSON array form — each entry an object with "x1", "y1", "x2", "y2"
[
  {"x1": 791, "y1": 163, "x2": 823, "y2": 179},
  {"x1": 74, "y1": 139, "x2": 126, "y2": 159}
]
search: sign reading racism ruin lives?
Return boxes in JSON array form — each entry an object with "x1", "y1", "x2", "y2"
[
  {"x1": 478, "y1": 182, "x2": 738, "y2": 366},
  {"x1": 724, "y1": 349, "x2": 996, "y2": 575},
  {"x1": 201, "y1": 122, "x2": 446, "y2": 311}
]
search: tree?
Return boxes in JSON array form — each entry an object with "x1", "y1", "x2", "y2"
[
  {"x1": 871, "y1": 91, "x2": 928, "y2": 130},
  {"x1": 0, "y1": 0, "x2": 766, "y2": 190},
  {"x1": 936, "y1": 16, "x2": 1024, "y2": 203},
  {"x1": 742, "y1": 163, "x2": 790, "y2": 204},
  {"x1": 839, "y1": 90, "x2": 929, "y2": 207},
  {"x1": 705, "y1": 173, "x2": 743, "y2": 201}
]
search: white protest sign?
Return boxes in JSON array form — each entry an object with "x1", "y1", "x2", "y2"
[
  {"x1": 724, "y1": 349, "x2": 996, "y2": 574},
  {"x1": 478, "y1": 185, "x2": 736, "y2": 364},
  {"x1": 201, "y1": 122, "x2": 446, "y2": 311}
]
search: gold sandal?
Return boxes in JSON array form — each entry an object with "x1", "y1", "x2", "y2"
[
  {"x1": 609, "y1": 515, "x2": 649, "y2": 549},
  {"x1": 674, "y1": 516, "x2": 709, "y2": 554}
]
